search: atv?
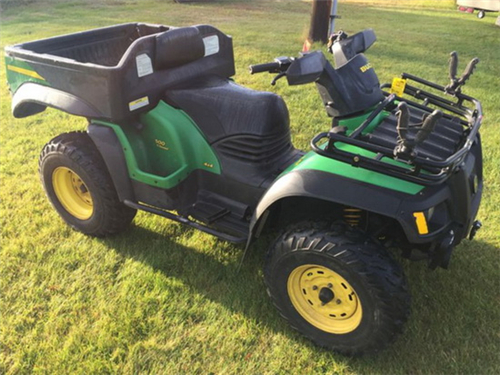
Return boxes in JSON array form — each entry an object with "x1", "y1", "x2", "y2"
[{"x1": 5, "y1": 23, "x2": 483, "y2": 355}]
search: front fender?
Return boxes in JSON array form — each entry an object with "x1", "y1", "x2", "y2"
[{"x1": 248, "y1": 168, "x2": 412, "y2": 239}]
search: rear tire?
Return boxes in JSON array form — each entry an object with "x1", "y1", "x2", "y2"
[
  {"x1": 39, "y1": 131, "x2": 136, "y2": 236},
  {"x1": 264, "y1": 221, "x2": 410, "y2": 355}
]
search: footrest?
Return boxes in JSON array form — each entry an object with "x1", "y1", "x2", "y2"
[{"x1": 191, "y1": 201, "x2": 230, "y2": 223}]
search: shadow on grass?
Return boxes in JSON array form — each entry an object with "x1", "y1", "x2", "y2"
[
  {"x1": 101, "y1": 222, "x2": 499, "y2": 371},
  {"x1": 101, "y1": 224, "x2": 295, "y2": 335}
]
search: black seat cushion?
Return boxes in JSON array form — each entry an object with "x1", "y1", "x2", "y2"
[{"x1": 165, "y1": 76, "x2": 290, "y2": 143}]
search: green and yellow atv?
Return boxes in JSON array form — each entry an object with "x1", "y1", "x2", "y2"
[{"x1": 5, "y1": 24, "x2": 483, "y2": 355}]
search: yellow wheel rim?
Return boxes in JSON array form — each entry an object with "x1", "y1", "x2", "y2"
[
  {"x1": 287, "y1": 264, "x2": 362, "y2": 334},
  {"x1": 52, "y1": 167, "x2": 94, "y2": 220}
]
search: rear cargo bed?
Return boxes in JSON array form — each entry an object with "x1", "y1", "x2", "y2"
[{"x1": 5, "y1": 23, "x2": 235, "y2": 121}]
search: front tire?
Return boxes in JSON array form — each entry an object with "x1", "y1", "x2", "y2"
[
  {"x1": 39, "y1": 131, "x2": 136, "y2": 236},
  {"x1": 264, "y1": 222, "x2": 410, "y2": 355}
]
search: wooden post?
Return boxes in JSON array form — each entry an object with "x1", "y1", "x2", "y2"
[{"x1": 308, "y1": 0, "x2": 332, "y2": 44}]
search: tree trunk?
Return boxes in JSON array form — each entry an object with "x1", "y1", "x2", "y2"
[{"x1": 308, "y1": 0, "x2": 332, "y2": 44}]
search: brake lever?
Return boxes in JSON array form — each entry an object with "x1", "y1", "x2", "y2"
[{"x1": 271, "y1": 72, "x2": 286, "y2": 86}]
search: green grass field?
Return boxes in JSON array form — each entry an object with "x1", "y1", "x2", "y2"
[{"x1": 1, "y1": 0, "x2": 499, "y2": 374}]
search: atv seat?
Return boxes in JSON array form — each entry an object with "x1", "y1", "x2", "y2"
[
  {"x1": 165, "y1": 76, "x2": 291, "y2": 143},
  {"x1": 165, "y1": 76, "x2": 299, "y2": 188}
]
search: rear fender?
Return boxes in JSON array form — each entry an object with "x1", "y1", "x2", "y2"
[
  {"x1": 11, "y1": 83, "x2": 102, "y2": 118},
  {"x1": 87, "y1": 123, "x2": 135, "y2": 202}
]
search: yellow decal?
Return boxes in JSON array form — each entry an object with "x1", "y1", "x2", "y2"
[
  {"x1": 390, "y1": 77, "x2": 407, "y2": 97},
  {"x1": 155, "y1": 139, "x2": 169, "y2": 151},
  {"x1": 129, "y1": 96, "x2": 149, "y2": 111},
  {"x1": 359, "y1": 63, "x2": 372, "y2": 73},
  {"x1": 413, "y1": 212, "x2": 429, "y2": 235},
  {"x1": 294, "y1": 156, "x2": 305, "y2": 167},
  {"x1": 7, "y1": 65, "x2": 45, "y2": 80},
  {"x1": 203, "y1": 162, "x2": 214, "y2": 169}
]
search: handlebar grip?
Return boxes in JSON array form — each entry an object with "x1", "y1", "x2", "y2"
[
  {"x1": 458, "y1": 57, "x2": 480, "y2": 85},
  {"x1": 449, "y1": 51, "x2": 458, "y2": 80},
  {"x1": 249, "y1": 62, "x2": 281, "y2": 74}
]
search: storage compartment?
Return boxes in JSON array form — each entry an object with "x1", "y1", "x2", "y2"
[
  {"x1": 18, "y1": 23, "x2": 166, "y2": 67},
  {"x1": 5, "y1": 23, "x2": 235, "y2": 121}
]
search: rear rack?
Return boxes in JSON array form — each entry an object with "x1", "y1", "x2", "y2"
[{"x1": 311, "y1": 73, "x2": 483, "y2": 186}]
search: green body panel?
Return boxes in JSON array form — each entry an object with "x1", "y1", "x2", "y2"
[
  {"x1": 282, "y1": 111, "x2": 424, "y2": 195},
  {"x1": 282, "y1": 150, "x2": 423, "y2": 194},
  {"x1": 5, "y1": 56, "x2": 48, "y2": 92},
  {"x1": 94, "y1": 101, "x2": 221, "y2": 189}
]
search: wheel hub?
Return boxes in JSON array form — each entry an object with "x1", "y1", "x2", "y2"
[
  {"x1": 318, "y1": 287, "x2": 335, "y2": 304},
  {"x1": 287, "y1": 264, "x2": 362, "y2": 334},
  {"x1": 52, "y1": 167, "x2": 94, "y2": 220}
]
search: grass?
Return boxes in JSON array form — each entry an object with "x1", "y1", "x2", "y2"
[{"x1": 1, "y1": 0, "x2": 499, "y2": 374}]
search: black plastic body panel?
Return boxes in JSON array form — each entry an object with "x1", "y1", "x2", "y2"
[
  {"x1": 286, "y1": 51, "x2": 326, "y2": 86},
  {"x1": 13, "y1": 83, "x2": 103, "y2": 118},
  {"x1": 249, "y1": 134, "x2": 482, "y2": 247},
  {"x1": 87, "y1": 123, "x2": 135, "y2": 202},
  {"x1": 316, "y1": 55, "x2": 385, "y2": 118},
  {"x1": 6, "y1": 23, "x2": 235, "y2": 121},
  {"x1": 332, "y1": 29, "x2": 377, "y2": 67}
]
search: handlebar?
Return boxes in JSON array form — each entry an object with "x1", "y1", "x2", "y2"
[{"x1": 249, "y1": 62, "x2": 281, "y2": 74}]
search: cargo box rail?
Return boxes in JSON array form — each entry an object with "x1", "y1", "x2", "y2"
[{"x1": 311, "y1": 74, "x2": 483, "y2": 186}]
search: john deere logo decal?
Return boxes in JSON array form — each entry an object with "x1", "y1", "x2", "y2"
[
  {"x1": 360, "y1": 63, "x2": 372, "y2": 73},
  {"x1": 155, "y1": 139, "x2": 169, "y2": 151}
]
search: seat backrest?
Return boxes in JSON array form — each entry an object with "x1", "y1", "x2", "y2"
[{"x1": 155, "y1": 27, "x2": 206, "y2": 69}]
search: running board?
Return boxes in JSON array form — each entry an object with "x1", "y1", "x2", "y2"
[{"x1": 124, "y1": 200, "x2": 247, "y2": 244}]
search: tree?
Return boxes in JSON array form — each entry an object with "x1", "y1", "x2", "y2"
[{"x1": 308, "y1": 0, "x2": 332, "y2": 44}]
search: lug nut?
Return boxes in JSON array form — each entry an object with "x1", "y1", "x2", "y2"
[{"x1": 312, "y1": 285, "x2": 318, "y2": 290}]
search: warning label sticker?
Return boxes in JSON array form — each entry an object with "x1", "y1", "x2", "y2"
[
  {"x1": 136, "y1": 54, "x2": 153, "y2": 77},
  {"x1": 129, "y1": 96, "x2": 149, "y2": 111},
  {"x1": 390, "y1": 77, "x2": 407, "y2": 97},
  {"x1": 203, "y1": 35, "x2": 220, "y2": 57}
]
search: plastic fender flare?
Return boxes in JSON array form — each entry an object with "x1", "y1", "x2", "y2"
[
  {"x1": 87, "y1": 123, "x2": 135, "y2": 202},
  {"x1": 12, "y1": 82, "x2": 102, "y2": 119},
  {"x1": 243, "y1": 168, "x2": 411, "y2": 257}
]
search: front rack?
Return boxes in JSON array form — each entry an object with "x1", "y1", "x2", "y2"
[{"x1": 310, "y1": 73, "x2": 483, "y2": 186}]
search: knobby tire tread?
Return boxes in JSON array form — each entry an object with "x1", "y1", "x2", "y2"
[{"x1": 39, "y1": 131, "x2": 136, "y2": 237}]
